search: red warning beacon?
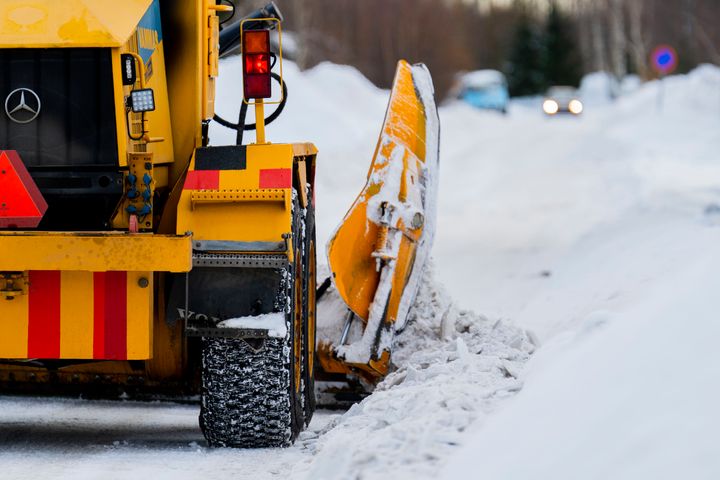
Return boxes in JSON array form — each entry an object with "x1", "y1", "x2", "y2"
[{"x1": 0, "y1": 150, "x2": 48, "y2": 228}]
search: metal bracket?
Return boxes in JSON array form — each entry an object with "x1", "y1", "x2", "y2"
[
  {"x1": 0, "y1": 272, "x2": 27, "y2": 300},
  {"x1": 193, "y1": 253, "x2": 288, "y2": 269},
  {"x1": 190, "y1": 189, "x2": 287, "y2": 209},
  {"x1": 186, "y1": 326, "x2": 270, "y2": 339},
  {"x1": 192, "y1": 239, "x2": 287, "y2": 252}
]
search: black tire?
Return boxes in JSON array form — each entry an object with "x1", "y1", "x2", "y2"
[
  {"x1": 301, "y1": 193, "x2": 317, "y2": 425},
  {"x1": 199, "y1": 196, "x2": 304, "y2": 448}
]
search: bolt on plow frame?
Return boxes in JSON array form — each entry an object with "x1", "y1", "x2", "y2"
[{"x1": 0, "y1": 0, "x2": 439, "y2": 447}]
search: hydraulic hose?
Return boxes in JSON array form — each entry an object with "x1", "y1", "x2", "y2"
[{"x1": 213, "y1": 72, "x2": 288, "y2": 146}]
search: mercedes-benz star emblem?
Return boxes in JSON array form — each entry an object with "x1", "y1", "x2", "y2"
[{"x1": 5, "y1": 88, "x2": 41, "y2": 124}]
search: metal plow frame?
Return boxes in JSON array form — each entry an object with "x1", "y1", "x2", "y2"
[{"x1": 319, "y1": 60, "x2": 440, "y2": 384}]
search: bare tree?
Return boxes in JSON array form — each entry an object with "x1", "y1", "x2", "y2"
[
  {"x1": 263, "y1": 0, "x2": 719, "y2": 98},
  {"x1": 607, "y1": 0, "x2": 627, "y2": 80},
  {"x1": 627, "y1": 0, "x2": 649, "y2": 78},
  {"x1": 590, "y1": 4, "x2": 609, "y2": 73}
]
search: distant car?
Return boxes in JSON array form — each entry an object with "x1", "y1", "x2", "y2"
[
  {"x1": 453, "y1": 70, "x2": 509, "y2": 114},
  {"x1": 543, "y1": 86, "x2": 583, "y2": 116}
]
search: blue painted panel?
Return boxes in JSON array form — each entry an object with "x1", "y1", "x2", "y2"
[{"x1": 137, "y1": 0, "x2": 163, "y2": 64}]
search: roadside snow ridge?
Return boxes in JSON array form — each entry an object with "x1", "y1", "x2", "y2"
[{"x1": 308, "y1": 264, "x2": 535, "y2": 479}]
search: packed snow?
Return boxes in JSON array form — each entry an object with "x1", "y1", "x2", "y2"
[
  {"x1": 218, "y1": 312, "x2": 287, "y2": 338},
  {"x1": 309, "y1": 265, "x2": 534, "y2": 479},
  {"x1": 459, "y1": 69, "x2": 507, "y2": 88},
  {"x1": 438, "y1": 65, "x2": 720, "y2": 480},
  {"x1": 2, "y1": 58, "x2": 719, "y2": 479}
]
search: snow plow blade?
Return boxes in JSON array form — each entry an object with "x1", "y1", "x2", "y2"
[{"x1": 318, "y1": 60, "x2": 440, "y2": 384}]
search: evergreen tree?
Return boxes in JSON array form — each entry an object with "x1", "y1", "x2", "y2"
[
  {"x1": 505, "y1": 15, "x2": 545, "y2": 97},
  {"x1": 543, "y1": 3, "x2": 582, "y2": 88}
]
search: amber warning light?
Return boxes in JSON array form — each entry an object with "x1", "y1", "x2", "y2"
[
  {"x1": 0, "y1": 150, "x2": 48, "y2": 228},
  {"x1": 242, "y1": 29, "x2": 272, "y2": 99}
]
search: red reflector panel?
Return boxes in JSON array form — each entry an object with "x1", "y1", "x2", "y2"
[
  {"x1": 0, "y1": 150, "x2": 48, "y2": 228},
  {"x1": 245, "y1": 75, "x2": 272, "y2": 99},
  {"x1": 183, "y1": 170, "x2": 220, "y2": 190},
  {"x1": 259, "y1": 168, "x2": 292, "y2": 189},
  {"x1": 93, "y1": 272, "x2": 129, "y2": 361},
  {"x1": 28, "y1": 271, "x2": 62, "y2": 359}
]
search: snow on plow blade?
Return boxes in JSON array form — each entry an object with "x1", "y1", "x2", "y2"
[{"x1": 318, "y1": 60, "x2": 440, "y2": 383}]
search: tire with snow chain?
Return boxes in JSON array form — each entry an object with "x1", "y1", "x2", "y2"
[
  {"x1": 301, "y1": 190, "x2": 317, "y2": 425},
  {"x1": 200, "y1": 336, "x2": 299, "y2": 447},
  {"x1": 199, "y1": 194, "x2": 305, "y2": 448}
]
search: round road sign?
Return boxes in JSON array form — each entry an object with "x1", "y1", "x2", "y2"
[{"x1": 651, "y1": 45, "x2": 678, "y2": 76}]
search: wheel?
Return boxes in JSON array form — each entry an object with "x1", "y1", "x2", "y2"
[
  {"x1": 301, "y1": 193, "x2": 317, "y2": 425},
  {"x1": 199, "y1": 195, "x2": 305, "y2": 448}
]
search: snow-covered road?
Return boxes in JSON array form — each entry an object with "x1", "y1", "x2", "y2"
[
  {"x1": 0, "y1": 396, "x2": 338, "y2": 480},
  {"x1": 2, "y1": 62, "x2": 720, "y2": 479}
]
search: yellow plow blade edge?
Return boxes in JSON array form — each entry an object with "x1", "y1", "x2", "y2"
[{"x1": 321, "y1": 60, "x2": 440, "y2": 382}]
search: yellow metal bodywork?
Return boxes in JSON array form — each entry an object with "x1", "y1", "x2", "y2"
[
  {"x1": 158, "y1": 0, "x2": 225, "y2": 195},
  {"x1": 111, "y1": 41, "x2": 175, "y2": 170},
  {"x1": 0, "y1": 1, "x2": 177, "y2": 174},
  {"x1": 0, "y1": 270, "x2": 153, "y2": 360},
  {"x1": 0, "y1": 0, "x2": 153, "y2": 48},
  {"x1": 0, "y1": 1, "x2": 270, "y2": 387},
  {"x1": 177, "y1": 144, "x2": 300, "y2": 246},
  {"x1": 0, "y1": 232, "x2": 192, "y2": 272}
]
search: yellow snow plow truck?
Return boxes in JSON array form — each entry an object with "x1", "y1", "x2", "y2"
[{"x1": 0, "y1": 0, "x2": 439, "y2": 447}]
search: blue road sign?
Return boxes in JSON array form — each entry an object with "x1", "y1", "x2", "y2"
[{"x1": 651, "y1": 45, "x2": 678, "y2": 76}]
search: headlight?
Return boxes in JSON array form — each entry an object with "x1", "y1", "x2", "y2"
[
  {"x1": 543, "y1": 99, "x2": 559, "y2": 115},
  {"x1": 569, "y1": 99, "x2": 583, "y2": 115}
]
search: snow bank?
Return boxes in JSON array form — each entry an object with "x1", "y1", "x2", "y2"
[
  {"x1": 434, "y1": 64, "x2": 720, "y2": 321},
  {"x1": 460, "y1": 69, "x2": 506, "y2": 88},
  {"x1": 579, "y1": 71, "x2": 616, "y2": 105},
  {"x1": 436, "y1": 64, "x2": 720, "y2": 478},
  {"x1": 307, "y1": 265, "x2": 535, "y2": 479},
  {"x1": 443, "y1": 218, "x2": 720, "y2": 479}
]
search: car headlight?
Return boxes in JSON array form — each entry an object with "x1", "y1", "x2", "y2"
[
  {"x1": 569, "y1": 99, "x2": 583, "y2": 115},
  {"x1": 543, "y1": 99, "x2": 559, "y2": 115}
]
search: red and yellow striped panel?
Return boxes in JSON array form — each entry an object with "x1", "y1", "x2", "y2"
[
  {"x1": 183, "y1": 168, "x2": 291, "y2": 191},
  {"x1": 176, "y1": 144, "x2": 296, "y2": 244},
  {"x1": 0, "y1": 271, "x2": 153, "y2": 360}
]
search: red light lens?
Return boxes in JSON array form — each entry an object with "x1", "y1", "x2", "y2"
[
  {"x1": 243, "y1": 30, "x2": 270, "y2": 54},
  {"x1": 244, "y1": 53, "x2": 270, "y2": 75}
]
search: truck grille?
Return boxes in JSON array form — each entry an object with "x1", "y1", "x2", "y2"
[
  {"x1": 0, "y1": 48, "x2": 122, "y2": 231},
  {"x1": 0, "y1": 48, "x2": 118, "y2": 168}
]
